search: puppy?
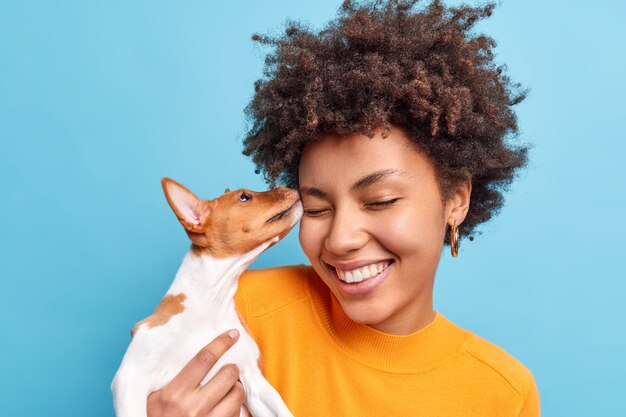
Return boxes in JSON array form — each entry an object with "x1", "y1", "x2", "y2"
[{"x1": 111, "y1": 178, "x2": 300, "y2": 417}]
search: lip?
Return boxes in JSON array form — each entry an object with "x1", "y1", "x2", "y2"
[{"x1": 324, "y1": 260, "x2": 393, "y2": 297}]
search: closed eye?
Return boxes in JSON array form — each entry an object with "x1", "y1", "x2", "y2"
[
  {"x1": 367, "y1": 198, "x2": 399, "y2": 207},
  {"x1": 303, "y1": 208, "x2": 328, "y2": 217}
]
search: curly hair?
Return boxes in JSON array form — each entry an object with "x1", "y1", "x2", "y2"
[{"x1": 242, "y1": 0, "x2": 529, "y2": 244}]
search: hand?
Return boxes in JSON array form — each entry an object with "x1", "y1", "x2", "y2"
[{"x1": 147, "y1": 329, "x2": 247, "y2": 417}]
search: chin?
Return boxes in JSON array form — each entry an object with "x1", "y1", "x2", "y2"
[{"x1": 337, "y1": 297, "x2": 393, "y2": 326}]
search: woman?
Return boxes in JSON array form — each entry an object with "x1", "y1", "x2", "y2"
[{"x1": 148, "y1": 1, "x2": 540, "y2": 415}]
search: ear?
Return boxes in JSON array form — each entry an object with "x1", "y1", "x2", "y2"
[
  {"x1": 445, "y1": 178, "x2": 472, "y2": 226},
  {"x1": 161, "y1": 178, "x2": 211, "y2": 232}
]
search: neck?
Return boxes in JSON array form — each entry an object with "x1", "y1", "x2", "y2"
[{"x1": 165, "y1": 238, "x2": 276, "y2": 308}]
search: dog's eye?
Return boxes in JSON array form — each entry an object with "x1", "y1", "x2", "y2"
[{"x1": 239, "y1": 193, "x2": 251, "y2": 202}]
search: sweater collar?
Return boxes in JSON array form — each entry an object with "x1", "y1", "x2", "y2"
[{"x1": 307, "y1": 270, "x2": 469, "y2": 373}]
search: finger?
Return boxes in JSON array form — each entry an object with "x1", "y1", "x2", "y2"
[
  {"x1": 204, "y1": 380, "x2": 246, "y2": 417},
  {"x1": 194, "y1": 364, "x2": 241, "y2": 413},
  {"x1": 170, "y1": 329, "x2": 240, "y2": 391}
]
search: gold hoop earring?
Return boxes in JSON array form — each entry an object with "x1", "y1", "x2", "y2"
[{"x1": 449, "y1": 222, "x2": 459, "y2": 257}]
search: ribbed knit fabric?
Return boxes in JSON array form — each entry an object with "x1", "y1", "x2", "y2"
[{"x1": 235, "y1": 265, "x2": 540, "y2": 417}]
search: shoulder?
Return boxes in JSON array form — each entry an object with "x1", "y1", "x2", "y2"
[
  {"x1": 461, "y1": 329, "x2": 538, "y2": 399},
  {"x1": 235, "y1": 264, "x2": 314, "y2": 319}
]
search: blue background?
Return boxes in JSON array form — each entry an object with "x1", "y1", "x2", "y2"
[{"x1": 1, "y1": 1, "x2": 624, "y2": 416}]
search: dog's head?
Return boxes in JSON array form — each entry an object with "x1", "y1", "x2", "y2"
[{"x1": 161, "y1": 178, "x2": 302, "y2": 258}]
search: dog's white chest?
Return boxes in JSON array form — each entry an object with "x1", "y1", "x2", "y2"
[
  {"x1": 124, "y1": 302, "x2": 257, "y2": 391},
  {"x1": 112, "y1": 251, "x2": 293, "y2": 417}
]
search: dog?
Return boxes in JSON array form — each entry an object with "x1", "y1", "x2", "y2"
[{"x1": 111, "y1": 178, "x2": 301, "y2": 417}]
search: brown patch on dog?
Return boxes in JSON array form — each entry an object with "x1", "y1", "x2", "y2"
[{"x1": 131, "y1": 293, "x2": 187, "y2": 337}]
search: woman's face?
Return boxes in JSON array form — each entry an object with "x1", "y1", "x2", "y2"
[{"x1": 298, "y1": 126, "x2": 470, "y2": 335}]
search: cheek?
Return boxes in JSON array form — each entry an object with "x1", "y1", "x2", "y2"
[
  {"x1": 373, "y1": 206, "x2": 445, "y2": 256},
  {"x1": 298, "y1": 218, "x2": 322, "y2": 261}
]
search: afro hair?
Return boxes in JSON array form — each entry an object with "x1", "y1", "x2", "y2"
[{"x1": 242, "y1": 0, "x2": 529, "y2": 243}]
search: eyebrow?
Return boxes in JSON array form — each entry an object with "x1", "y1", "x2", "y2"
[
  {"x1": 299, "y1": 168, "x2": 405, "y2": 198},
  {"x1": 351, "y1": 168, "x2": 404, "y2": 191}
]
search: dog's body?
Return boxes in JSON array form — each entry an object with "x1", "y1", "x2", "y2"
[{"x1": 112, "y1": 178, "x2": 301, "y2": 417}]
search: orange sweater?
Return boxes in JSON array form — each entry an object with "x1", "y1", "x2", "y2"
[{"x1": 235, "y1": 265, "x2": 540, "y2": 417}]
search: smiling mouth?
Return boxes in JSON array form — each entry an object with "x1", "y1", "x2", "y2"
[
  {"x1": 266, "y1": 200, "x2": 299, "y2": 223},
  {"x1": 328, "y1": 260, "x2": 393, "y2": 284}
]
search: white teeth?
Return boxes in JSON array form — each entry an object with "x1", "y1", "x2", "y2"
[
  {"x1": 335, "y1": 262, "x2": 390, "y2": 283},
  {"x1": 369, "y1": 265, "x2": 377, "y2": 276}
]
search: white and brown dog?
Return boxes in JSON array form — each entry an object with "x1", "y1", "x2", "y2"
[{"x1": 111, "y1": 178, "x2": 300, "y2": 417}]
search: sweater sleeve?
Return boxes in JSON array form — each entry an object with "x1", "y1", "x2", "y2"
[{"x1": 517, "y1": 376, "x2": 541, "y2": 417}]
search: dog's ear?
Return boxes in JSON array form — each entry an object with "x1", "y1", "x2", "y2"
[{"x1": 161, "y1": 178, "x2": 211, "y2": 232}]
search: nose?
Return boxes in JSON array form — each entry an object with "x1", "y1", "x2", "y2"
[{"x1": 324, "y1": 205, "x2": 368, "y2": 256}]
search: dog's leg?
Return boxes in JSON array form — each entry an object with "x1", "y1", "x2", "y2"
[
  {"x1": 240, "y1": 370, "x2": 294, "y2": 417},
  {"x1": 112, "y1": 370, "x2": 150, "y2": 417}
]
